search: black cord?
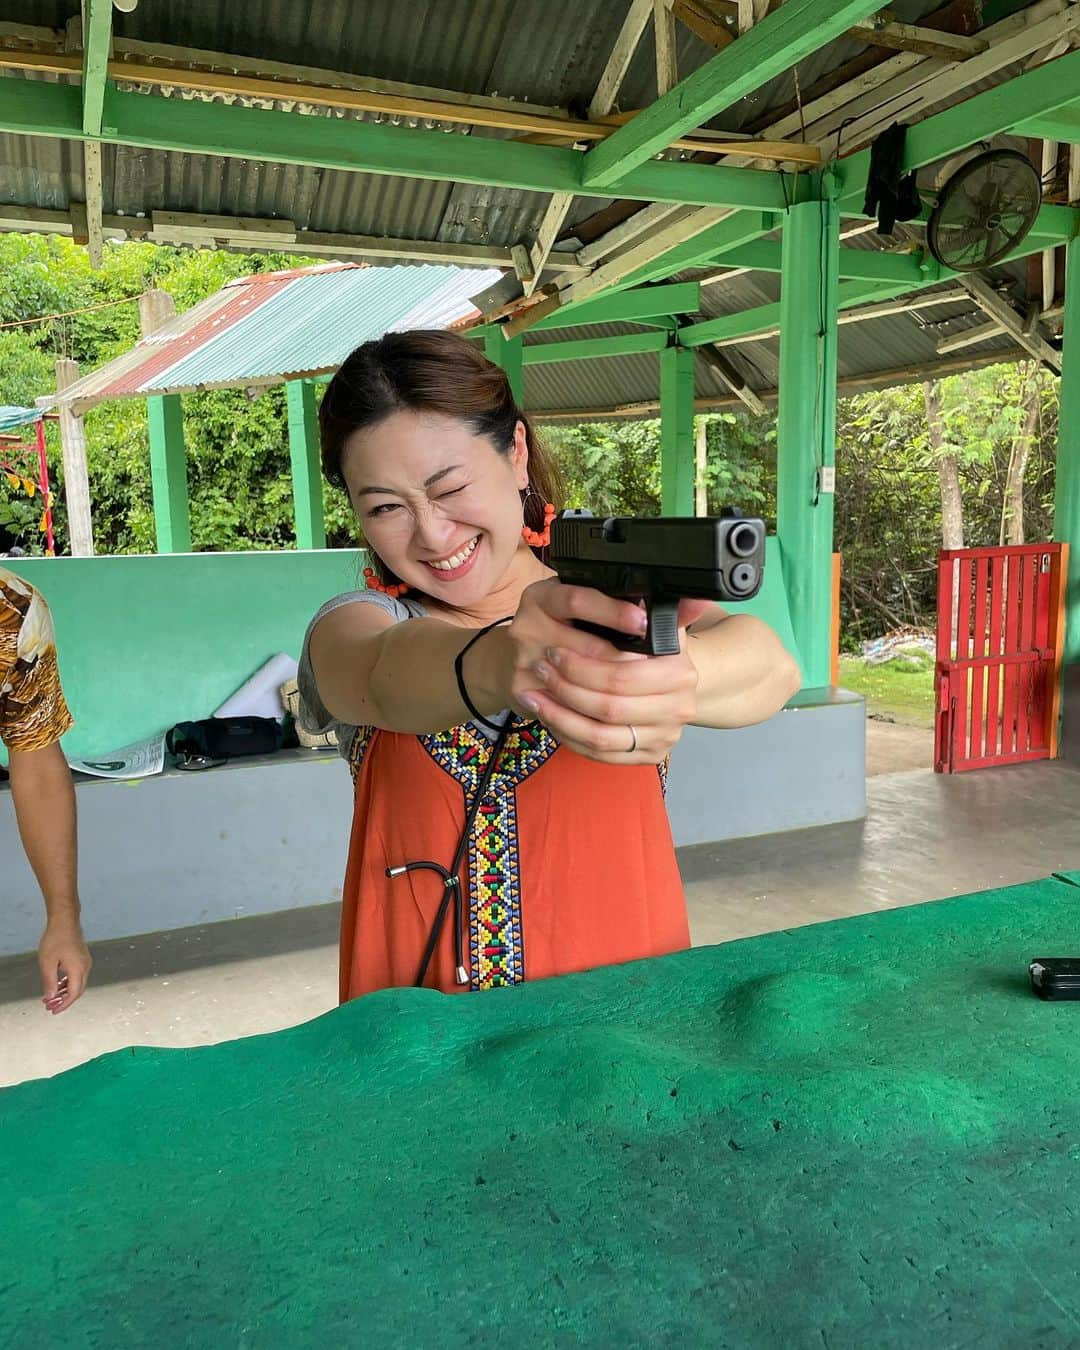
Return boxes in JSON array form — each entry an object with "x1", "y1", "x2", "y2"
[
  {"x1": 397, "y1": 717, "x2": 515, "y2": 989},
  {"x1": 454, "y1": 617, "x2": 514, "y2": 732}
]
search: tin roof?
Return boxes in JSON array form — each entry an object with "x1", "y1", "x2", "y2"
[{"x1": 38, "y1": 261, "x2": 500, "y2": 412}]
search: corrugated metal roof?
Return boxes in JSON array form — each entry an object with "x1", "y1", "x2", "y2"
[
  {"x1": 37, "y1": 262, "x2": 501, "y2": 410},
  {"x1": 3, "y1": 0, "x2": 1068, "y2": 415}
]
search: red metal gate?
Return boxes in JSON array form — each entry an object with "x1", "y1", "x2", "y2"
[{"x1": 935, "y1": 543, "x2": 1068, "y2": 773}]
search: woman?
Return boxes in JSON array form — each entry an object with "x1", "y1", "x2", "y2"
[{"x1": 299, "y1": 330, "x2": 800, "y2": 1002}]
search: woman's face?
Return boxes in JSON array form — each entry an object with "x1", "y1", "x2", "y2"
[{"x1": 341, "y1": 409, "x2": 530, "y2": 607}]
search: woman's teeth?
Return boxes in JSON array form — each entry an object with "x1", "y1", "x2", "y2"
[{"x1": 428, "y1": 536, "x2": 479, "y2": 572}]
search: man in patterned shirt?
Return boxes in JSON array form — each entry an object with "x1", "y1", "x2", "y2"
[{"x1": 1, "y1": 567, "x2": 91, "y2": 1013}]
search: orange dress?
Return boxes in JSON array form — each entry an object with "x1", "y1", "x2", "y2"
[{"x1": 337, "y1": 715, "x2": 690, "y2": 1000}]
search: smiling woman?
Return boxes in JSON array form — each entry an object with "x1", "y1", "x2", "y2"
[{"x1": 300, "y1": 330, "x2": 800, "y2": 1002}]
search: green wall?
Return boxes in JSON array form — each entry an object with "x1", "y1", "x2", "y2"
[{"x1": 5, "y1": 539, "x2": 797, "y2": 760}]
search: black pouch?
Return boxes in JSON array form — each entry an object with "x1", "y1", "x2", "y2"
[{"x1": 167, "y1": 716, "x2": 285, "y2": 770}]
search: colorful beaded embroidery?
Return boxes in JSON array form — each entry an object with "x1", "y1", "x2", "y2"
[{"x1": 422, "y1": 717, "x2": 557, "y2": 991}]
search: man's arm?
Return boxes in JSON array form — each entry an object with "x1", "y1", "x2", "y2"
[{"x1": 9, "y1": 741, "x2": 90, "y2": 1013}]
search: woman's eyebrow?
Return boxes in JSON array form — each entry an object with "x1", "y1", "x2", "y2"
[{"x1": 355, "y1": 464, "x2": 464, "y2": 497}]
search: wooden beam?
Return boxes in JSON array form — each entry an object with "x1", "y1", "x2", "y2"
[
  {"x1": 654, "y1": 0, "x2": 679, "y2": 97},
  {"x1": 81, "y1": 0, "x2": 111, "y2": 137},
  {"x1": 936, "y1": 318, "x2": 1008, "y2": 354},
  {"x1": 82, "y1": 138, "x2": 104, "y2": 268},
  {"x1": 54, "y1": 358, "x2": 94, "y2": 556},
  {"x1": 670, "y1": 0, "x2": 735, "y2": 51},
  {"x1": 581, "y1": 0, "x2": 881, "y2": 187},
  {"x1": 958, "y1": 273, "x2": 1062, "y2": 373},
  {"x1": 846, "y1": 18, "x2": 988, "y2": 61},
  {"x1": 524, "y1": 0, "x2": 653, "y2": 299},
  {"x1": 589, "y1": 0, "x2": 654, "y2": 119},
  {"x1": 694, "y1": 342, "x2": 766, "y2": 413},
  {"x1": 737, "y1": 0, "x2": 771, "y2": 34},
  {"x1": 0, "y1": 203, "x2": 556, "y2": 270}
]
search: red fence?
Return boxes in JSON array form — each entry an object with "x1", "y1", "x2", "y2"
[{"x1": 935, "y1": 544, "x2": 1068, "y2": 773}]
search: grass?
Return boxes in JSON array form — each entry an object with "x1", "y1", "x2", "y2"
[{"x1": 838, "y1": 650, "x2": 936, "y2": 729}]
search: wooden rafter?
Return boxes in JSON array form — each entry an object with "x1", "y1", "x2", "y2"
[
  {"x1": 958, "y1": 273, "x2": 1061, "y2": 374},
  {"x1": 654, "y1": 0, "x2": 679, "y2": 97},
  {"x1": 694, "y1": 342, "x2": 765, "y2": 413},
  {"x1": 523, "y1": 0, "x2": 652, "y2": 298},
  {"x1": 81, "y1": 140, "x2": 104, "y2": 268},
  {"x1": 847, "y1": 18, "x2": 988, "y2": 61},
  {"x1": 670, "y1": 0, "x2": 735, "y2": 52}
]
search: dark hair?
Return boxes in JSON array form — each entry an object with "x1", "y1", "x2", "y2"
[{"x1": 319, "y1": 329, "x2": 563, "y2": 589}]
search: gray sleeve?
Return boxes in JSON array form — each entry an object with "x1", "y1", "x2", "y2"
[{"x1": 297, "y1": 590, "x2": 417, "y2": 750}]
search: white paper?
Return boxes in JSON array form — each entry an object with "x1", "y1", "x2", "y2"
[
  {"x1": 213, "y1": 652, "x2": 298, "y2": 721},
  {"x1": 68, "y1": 732, "x2": 166, "y2": 779}
]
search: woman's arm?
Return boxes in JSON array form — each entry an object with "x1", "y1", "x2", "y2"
[
  {"x1": 307, "y1": 581, "x2": 650, "y2": 736},
  {"x1": 685, "y1": 607, "x2": 802, "y2": 728}
]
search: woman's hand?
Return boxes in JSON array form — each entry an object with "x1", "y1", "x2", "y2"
[{"x1": 503, "y1": 583, "x2": 713, "y2": 764}]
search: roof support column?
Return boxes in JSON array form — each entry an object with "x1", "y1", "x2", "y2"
[
  {"x1": 147, "y1": 395, "x2": 192, "y2": 554},
  {"x1": 1054, "y1": 236, "x2": 1080, "y2": 756},
  {"x1": 660, "y1": 343, "x2": 696, "y2": 516},
  {"x1": 776, "y1": 195, "x2": 839, "y2": 689},
  {"x1": 484, "y1": 331, "x2": 525, "y2": 406},
  {"x1": 139, "y1": 291, "x2": 191, "y2": 554},
  {"x1": 286, "y1": 378, "x2": 326, "y2": 550}
]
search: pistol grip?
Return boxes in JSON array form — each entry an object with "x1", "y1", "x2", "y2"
[{"x1": 573, "y1": 599, "x2": 680, "y2": 657}]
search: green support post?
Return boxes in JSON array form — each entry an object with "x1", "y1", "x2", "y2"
[
  {"x1": 484, "y1": 331, "x2": 525, "y2": 405},
  {"x1": 776, "y1": 197, "x2": 840, "y2": 689},
  {"x1": 147, "y1": 394, "x2": 191, "y2": 554},
  {"x1": 660, "y1": 344, "x2": 696, "y2": 516},
  {"x1": 286, "y1": 379, "x2": 326, "y2": 550},
  {"x1": 1055, "y1": 237, "x2": 1080, "y2": 668}
]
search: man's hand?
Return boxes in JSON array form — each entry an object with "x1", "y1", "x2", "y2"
[{"x1": 38, "y1": 919, "x2": 92, "y2": 1014}]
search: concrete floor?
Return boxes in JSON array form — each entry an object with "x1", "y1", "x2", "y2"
[{"x1": 3, "y1": 754, "x2": 1079, "y2": 1090}]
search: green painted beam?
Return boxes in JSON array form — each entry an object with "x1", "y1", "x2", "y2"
[
  {"x1": 1016, "y1": 101, "x2": 1080, "y2": 145},
  {"x1": 660, "y1": 346, "x2": 696, "y2": 516},
  {"x1": 0, "y1": 77, "x2": 791, "y2": 215},
  {"x1": 147, "y1": 395, "x2": 191, "y2": 554},
  {"x1": 1027, "y1": 204, "x2": 1080, "y2": 244},
  {"x1": 776, "y1": 199, "x2": 840, "y2": 690},
  {"x1": 81, "y1": 0, "x2": 112, "y2": 138},
  {"x1": 484, "y1": 331, "x2": 525, "y2": 405},
  {"x1": 522, "y1": 332, "x2": 669, "y2": 365},
  {"x1": 528, "y1": 282, "x2": 702, "y2": 333},
  {"x1": 679, "y1": 279, "x2": 893, "y2": 348},
  {"x1": 704, "y1": 240, "x2": 937, "y2": 285},
  {"x1": 1055, "y1": 238, "x2": 1080, "y2": 666},
  {"x1": 286, "y1": 379, "x2": 326, "y2": 551},
  {"x1": 682, "y1": 219, "x2": 1075, "y2": 350},
  {"x1": 835, "y1": 48, "x2": 1080, "y2": 212},
  {"x1": 581, "y1": 0, "x2": 881, "y2": 189}
]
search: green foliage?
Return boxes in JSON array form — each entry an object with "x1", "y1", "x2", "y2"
[
  {"x1": 835, "y1": 364, "x2": 1058, "y2": 646},
  {"x1": 0, "y1": 234, "x2": 321, "y2": 555}
]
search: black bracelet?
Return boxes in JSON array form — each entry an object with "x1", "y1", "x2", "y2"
[{"x1": 454, "y1": 617, "x2": 514, "y2": 733}]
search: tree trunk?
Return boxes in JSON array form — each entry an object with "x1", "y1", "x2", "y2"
[
  {"x1": 923, "y1": 380, "x2": 963, "y2": 551},
  {"x1": 999, "y1": 367, "x2": 1040, "y2": 547},
  {"x1": 924, "y1": 380, "x2": 963, "y2": 651}
]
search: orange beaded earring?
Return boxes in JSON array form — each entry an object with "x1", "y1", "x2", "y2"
[
  {"x1": 521, "y1": 494, "x2": 556, "y2": 549},
  {"x1": 363, "y1": 566, "x2": 409, "y2": 599}
]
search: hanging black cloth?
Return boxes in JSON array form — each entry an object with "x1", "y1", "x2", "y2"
[{"x1": 861, "y1": 122, "x2": 923, "y2": 236}]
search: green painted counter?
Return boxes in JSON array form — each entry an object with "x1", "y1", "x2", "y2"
[{"x1": 3, "y1": 877, "x2": 1080, "y2": 1347}]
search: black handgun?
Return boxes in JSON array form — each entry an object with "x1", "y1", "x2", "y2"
[{"x1": 548, "y1": 508, "x2": 766, "y2": 656}]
